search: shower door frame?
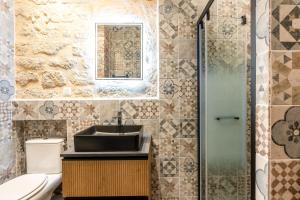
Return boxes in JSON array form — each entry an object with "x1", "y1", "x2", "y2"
[{"x1": 196, "y1": 0, "x2": 257, "y2": 200}]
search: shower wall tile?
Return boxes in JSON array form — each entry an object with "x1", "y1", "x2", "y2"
[
  {"x1": 270, "y1": 160, "x2": 300, "y2": 200},
  {"x1": 256, "y1": 105, "x2": 269, "y2": 157},
  {"x1": 256, "y1": 0, "x2": 269, "y2": 55},
  {"x1": 217, "y1": 17, "x2": 238, "y2": 40},
  {"x1": 271, "y1": 0, "x2": 300, "y2": 50},
  {"x1": 271, "y1": 106, "x2": 300, "y2": 159},
  {"x1": 256, "y1": 51, "x2": 270, "y2": 105},
  {"x1": 271, "y1": 52, "x2": 300, "y2": 105}
]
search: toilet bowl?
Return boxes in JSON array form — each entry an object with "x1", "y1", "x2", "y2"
[{"x1": 0, "y1": 138, "x2": 64, "y2": 200}]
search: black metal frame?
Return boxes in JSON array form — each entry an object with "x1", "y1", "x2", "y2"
[{"x1": 196, "y1": 0, "x2": 256, "y2": 199}]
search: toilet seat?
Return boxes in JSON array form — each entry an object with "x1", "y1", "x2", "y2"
[{"x1": 0, "y1": 174, "x2": 48, "y2": 200}]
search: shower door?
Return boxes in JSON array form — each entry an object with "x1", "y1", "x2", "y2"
[{"x1": 198, "y1": 1, "x2": 251, "y2": 199}]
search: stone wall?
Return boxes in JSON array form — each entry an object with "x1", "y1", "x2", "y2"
[{"x1": 15, "y1": 0, "x2": 158, "y2": 99}]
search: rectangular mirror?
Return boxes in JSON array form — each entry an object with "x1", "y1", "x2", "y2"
[{"x1": 95, "y1": 24, "x2": 143, "y2": 80}]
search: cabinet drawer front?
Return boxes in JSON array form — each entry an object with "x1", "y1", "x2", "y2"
[{"x1": 62, "y1": 159, "x2": 150, "y2": 197}]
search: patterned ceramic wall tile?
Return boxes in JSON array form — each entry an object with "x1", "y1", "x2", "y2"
[
  {"x1": 270, "y1": 160, "x2": 300, "y2": 200},
  {"x1": 38, "y1": 101, "x2": 60, "y2": 120},
  {"x1": 178, "y1": 12, "x2": 196, "y2": 39},
  {"x1": 271, "y1": 106, "x2": 300, "y2": 159},
  {"x1": 160, "y1": 99, "x2": 180, "y2": 120},
  {"x1": 271, "y1": 52, "x2": 300, "y2": 105},
  {"x1": 217, "y1": 17, "x2": 238, "y2": 40},
  {"x1": 179, "y1": 59, "x2": 197, "y2": 79},
  {"x1": 160, "y1": 177, "x2": 180, "y2": 198},
  {"x1": 139, "y1": 101, "x2": 159, "y2": 119},
  {"x1": 256, "y1": 105, "x2": 269, "y2": 157},
  {"x1": 179, "y1": 138, "x2": 196, "y2": 158},
  {"x1": 160, "y1": 157, "x2": 179, "y2": 177},
  {"x1": 271, "y1": 0, "x2": 300, "y2": 50},
  {"x1": 159, "y1": 137, "x2": 180, "y2": 157},
  {"x1": 160, "y1": 59, "x2": 179, "y2": 79},
  {"x1": 12, "y1": 101, "x2": 39, "y2": 120},
  {"x1": 160, "y1": 119, "x2": 180, "y2": 139},
  {"x1": 178, "y1": 39, "x2": 196, "y2": 59},
  {"x1": 160, "y1": 39, "x2": 179, "y2": 59},
  {"x1": 159, "y1": 0, "x2": 178, "y2": 40},
  {"x1": 160, "y1": 79, "x2": 180, "y2": 99},
  {"x1": 180, "y1": 119, "x2": 196, "y2": 138}
]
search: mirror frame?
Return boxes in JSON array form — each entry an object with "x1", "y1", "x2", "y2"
[{"x1": 95, "y1": 23, "x2": 144, "y2": 80}]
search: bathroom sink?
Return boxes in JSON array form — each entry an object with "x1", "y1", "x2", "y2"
[{"x1": 74, "y1": 125, "x2": 143, "y2": 152}]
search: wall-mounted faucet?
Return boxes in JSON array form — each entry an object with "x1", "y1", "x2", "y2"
[
  {"x1": 113, "y1": 111, "x2": 123, "y2": 131},
  {"x1": 117, "y1": 111, "x2": 122, "y2": 127}
]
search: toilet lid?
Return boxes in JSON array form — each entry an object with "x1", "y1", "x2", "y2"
[{"x1": 0, "y1": 174, "x2": 48, "y2": 200}]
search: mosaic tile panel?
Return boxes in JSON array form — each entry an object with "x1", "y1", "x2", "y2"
[
  {"x1": 270, "y1": 160, "x2": 300, "y2": 200},
  {"x1": 271, "y1": 0, "x2": 300, "y2": 50}
]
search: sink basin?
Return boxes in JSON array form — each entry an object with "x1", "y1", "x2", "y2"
[{"x1": 74, "y1": 125, "x2": 143, "y2": 152}]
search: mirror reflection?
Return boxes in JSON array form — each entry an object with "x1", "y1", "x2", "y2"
[{"x1": 96, "y1": 24, "x2": 143, "y2": 79}]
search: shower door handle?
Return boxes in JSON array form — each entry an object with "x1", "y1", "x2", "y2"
[{"x1": 215, "y1": 116, "x2": 240, "y2": 121}]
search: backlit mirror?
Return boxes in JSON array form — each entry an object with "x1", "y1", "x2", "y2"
[{"x1": 95, "y1": 24, "x2": 143, "y2": 79}]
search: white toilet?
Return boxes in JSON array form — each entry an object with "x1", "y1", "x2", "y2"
[{"x1": 0, "y1": 138, "x2": 64, "y2": 200}]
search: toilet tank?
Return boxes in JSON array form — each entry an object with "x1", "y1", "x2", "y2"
[{"x1": 26, "y1": 138, "x2": 64, "y2": 174}]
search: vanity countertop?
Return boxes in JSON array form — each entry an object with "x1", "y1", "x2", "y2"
[{"x1": 61, "y1": 133, "x2": 151, "y2": 159}]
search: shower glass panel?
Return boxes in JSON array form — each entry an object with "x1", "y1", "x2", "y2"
[{"x1": 198, "y1": 1, "x2": 250, "y2": 199}]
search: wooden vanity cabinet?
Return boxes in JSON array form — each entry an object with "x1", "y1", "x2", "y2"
[{"x1": 62, "y1": 157, "x2": 151, "y2": 199}]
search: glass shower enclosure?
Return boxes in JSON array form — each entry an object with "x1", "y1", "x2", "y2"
[{"x1": 197, "y1": 0, "x2": 252, "y2": 199}]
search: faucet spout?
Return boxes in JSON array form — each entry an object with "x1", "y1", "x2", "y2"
[{"x1": 117, "y1": 111, "x2": 122, "y2": 127}]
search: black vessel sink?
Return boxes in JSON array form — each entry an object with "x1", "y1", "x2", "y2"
[{"x1": 74, "y1": 125, "x2": 143, "y2": 152}]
